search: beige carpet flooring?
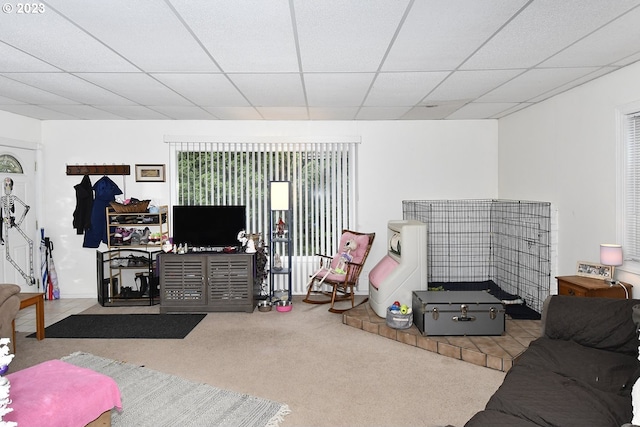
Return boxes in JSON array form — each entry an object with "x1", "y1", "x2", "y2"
[{"x1": 10, "y1": 296, "x2": 505, "y2": 427}]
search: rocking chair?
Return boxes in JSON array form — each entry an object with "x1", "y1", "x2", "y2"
[{"x1": 303, "y1": 229, "x2": 375, "y2": 313}]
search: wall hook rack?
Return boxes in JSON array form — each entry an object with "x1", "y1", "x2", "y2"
[{"x1": 65, "y1": 164, "x2": 130, "y2": 176}]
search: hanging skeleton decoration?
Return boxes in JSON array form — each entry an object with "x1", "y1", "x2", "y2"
[{"x1": 1, "y1": 177, "x2": 35, "y2": 285}]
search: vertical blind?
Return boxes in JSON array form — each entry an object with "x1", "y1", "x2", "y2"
[
  {"x1": 625, "y1": 112, "x2": 640, "y2": 261},
  {"x1": 171, "y1": 141, "x2": 358, "y2": 294}
]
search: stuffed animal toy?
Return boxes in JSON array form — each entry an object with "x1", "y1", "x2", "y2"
[
  {"x1": 333, "y1": 238, "x2": 358, "y2": 274},
  {"x1": 307, "y1": 238, "x2": 358, "y2": 286}
]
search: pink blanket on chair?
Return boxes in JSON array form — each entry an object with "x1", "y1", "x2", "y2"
[{"x1": 5, "y1": 359, "x2": 122, "y2": 427}]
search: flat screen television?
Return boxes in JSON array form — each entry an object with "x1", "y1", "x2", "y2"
[{"x1": 172, "y1": 205, "x2": 246, "y2": 248}]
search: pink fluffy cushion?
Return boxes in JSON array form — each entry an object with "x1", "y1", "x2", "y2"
[{"x1": 328, "y1": 232, "x2": 371, "y2": 277}]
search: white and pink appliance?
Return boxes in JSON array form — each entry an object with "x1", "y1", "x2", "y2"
[{"x1": 368, "y1": 220, "x2": 427, "y2": 318}]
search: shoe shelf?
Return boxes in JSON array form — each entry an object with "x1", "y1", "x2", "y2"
[
  {"x1": 106, "y1": 205, "x2": 169, "y2": 248},
  {"x1": 96, "y1": 248, "x2": 161, "y2": 306}
]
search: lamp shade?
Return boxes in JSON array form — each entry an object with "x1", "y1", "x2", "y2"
[
  {"x1": 270, "y1": 181, "x2": 290, "y2": 210},
  {"x1": 600, "y1": 244, "x2": 623, "y2": 266}
]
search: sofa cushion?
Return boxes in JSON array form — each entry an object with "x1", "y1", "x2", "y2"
[
  {"x1": 481, "y1": 361, "x2": 634, "y2": 426},
  {"x1": 544, "y1": 296, "x2": 640, "y2": 356},
  {"x1": 521, "y1": 337, "x2": 640, "y2": 395}
]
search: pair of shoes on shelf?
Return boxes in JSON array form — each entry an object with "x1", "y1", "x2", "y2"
[{"x1": 140, "y1": 227, "x2": 151, "y2": 244}]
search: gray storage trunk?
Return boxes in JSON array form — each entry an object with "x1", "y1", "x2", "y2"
[{"x1": 412, "y1": 290, "x2": 505, "y2": 336}]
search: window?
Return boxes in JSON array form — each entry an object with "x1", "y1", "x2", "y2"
[
  {"x1": 622, "y1": 109, "x2": 640, "y2": 263},
  {"x1": 170, "y1": 140, "x2": 358, "y2": 293}
]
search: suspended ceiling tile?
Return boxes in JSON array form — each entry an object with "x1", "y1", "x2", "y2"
[
  {"x1": 41, "y1": 105, "x2": 126, "y2": 120},
  {"x1": 229, "y1": 74, "x2": 305, "y2": 107},
  {"x1": 462, "y1": 0, "x2": 640, "y2": 70},
  {"x1": 255, "y1": 107, "x2": 309, "y2": 120},
  {"x1": 305, "y1": 73, "x2": 374, "y2": 107},
  {"x1": 0, "y1": 75, "x2": 78, "y2": 105},
  {"x1": 356, "y1": 106, "x2": 413, "y2": 120},
  {"x1": 541, "y1": 6, "x2": 640, "y2": 68},
  {"x1": 75, "y1": 73, "x2": 193, "y2": 106},
  {"x1": 491, "y1": 103, "x2": 534, "y2": 118},
  {"x1": 0, "y1": 94, "x2": 27, "y2": 105},
  {"x1": 401, "y1": 102, "x2": 466, "y2": 120},
  {"x1": 383, "y1": 0, "x2": 528, "y2": 71},
  {"x1": 308, "y1": 107, "x2": 359, "y2": 120},
  {"x1": 95, "y1": 106, "x2": 172, "y2": 120},
  {"x1": 0, "y1": 6, "x2": 137, "y2": 72},
  {"x1": 0, "y1": 105, "x2": 78, "y2": 120},
  {"x1": 4, "y1": 73, "x2": 136, "y2": 105},
  {"x1": 152, "y1": 73, "x2": 249, "y2": 107},
  {"x1": 615, "y1": 52, "x2": 640, "y2": 67},
  {"x1": 424, "y1": 69, "x2": 524, "y2": 103},
  {"x1": 295, "y1": 0, "x2": 410, "y2": 72},
  {"x1": 477, "y1": 67, "x2": 600, "y2": 103},
  {"x1": 203, "y1": 107, "x2": 263, "y2": 120},
  {"x1": 527, "y1": 67, "x2": 618, "y2": 103},
  {"x1": 446, "y1": 102, "x2": 520, "y2": 120},
  {"x1": 365, "y1": 72, "x2": 449, "y2": 107},
  {"x1": 0, "y1": 43, "x2": 59, "y2": 72},
  {"x1": 150, "y1": 106, "x2": 217, "y2": 120},
  {"x1": 169, "y1": 0, "x2": 298, "y2": 73},
  {"x1": 47, "y1": 0, "x2": 218, "y2": 73}
]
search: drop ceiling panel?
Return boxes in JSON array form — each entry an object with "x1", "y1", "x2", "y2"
[
  {"x1": 0, "y1": 105, "x2": 77, "y2": 120},
  {"x1": 150, "y1": 106, "x2": 217, "y2": 120},
  {"x1": 42, "y1": 105, "x2": 126, "y2": 120},
  {"x1": 541, "y1": 6, "x2": 640, "y2": 67},
  {"x1": 203, "y1": 107, "x2": 263, "y2": 120},
  {"x1": 3, "y1": 73, "x2": 136, "y2": 105},
  {"x1": 0, "y1": 1, "x2": 639, "y2": 120},
  {"x1": 0, "y1": 76, "x2": 78, "y2": 105},
  {"x1": 424, "y1": 70, "x2": 524, "y2": 103},
  {"x1": 447, "y1": 102, "x2": 520, "y2": 120},
  {"x1": 0, "y1": 43, "x2": 59, "y2": 72},
  {"x1": 295, "y1": 0, "x2": 410, "y2": 72},
  {"x1": 229, "y1": 74, "x2": 305, "y2": 107},
  {"x1": 462, "y1": 0, "x2": 640, "y2": 70},
  {"x1": 365, "y1": 72, "x2": 449, "y2": 106},
  {"x1": 527, "y1": 67, "x2": 617, "y2": 103},
  {"x1": 356, "y1": 106, "x2": 413, "y2": 120},
  {"x1": 169, "y1": 0, "x2": 298, "y2": 73},
  {"x1": 401, "y1": 102, "x2": 467, "y2": 120},
  {"x1": 255, "y1": 107, "x2": 309, "y2": 120},
  {"x1": 305, "y1": 73, "x2": 374, "y2": 107},
  {"x1": 0, "y1": 7, "x2": 137, "y2": 72},
  {"x1": 75, "y1": 73, "x2": 193, "y2": 106},
  {"x1": 95, "y1": 106, "x2": 171, "y2": 120},
  {"x1": 477, "y1": 67, "x2": 600, "y2": 103},
  {"x1": 47, "y1": 0, "x2": 218, "y2": 72},
  {"x1": 152, "y1": 73, "x2": 250, "y2": 107},
  {"x1": 383, "y1": 0, "x2": 528, "y2": 71},
  {"x1": 309, "y1": 107, "x2": 359, "y2": 120}
]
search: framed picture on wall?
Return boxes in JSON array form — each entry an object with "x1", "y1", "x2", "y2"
[
  {"x1": 576, "y1": 261, "x2": 614, "y2": 279},
  {"x1": 135, "y1": 164, "x2": 165, "y2": 182}
]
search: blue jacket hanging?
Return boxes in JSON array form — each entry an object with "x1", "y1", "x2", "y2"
[{"x1": 83, "y1": 176, "x2": 122, "y2": 248}]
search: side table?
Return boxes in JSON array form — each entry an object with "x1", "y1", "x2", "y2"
[
  {"x1": 12, "y1": 293, "x2": 45, "y2": 353},
  {"x1": 556, "y1": 275, "x2": 633, "y2": 299}
]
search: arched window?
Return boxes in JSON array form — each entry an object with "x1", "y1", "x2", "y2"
[{"x1": 0, "y1": 154, "x2": 23, "y2": 174}]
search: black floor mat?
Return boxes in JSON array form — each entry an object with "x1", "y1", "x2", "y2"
[{"x1": 27, "y1": 313, "x2": 206, "y2": 339}]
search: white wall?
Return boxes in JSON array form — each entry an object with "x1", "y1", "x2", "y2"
[
  {"x1": 498, "y1": 61, "x2": 640, "y2": 296},
  {"x1": 40, "y1": 119, "x2": 498, "y2": 297}
]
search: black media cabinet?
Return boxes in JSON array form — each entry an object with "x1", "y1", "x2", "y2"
[{"x1": 158, "y1": 252, "x2": 258, "y2": 313}]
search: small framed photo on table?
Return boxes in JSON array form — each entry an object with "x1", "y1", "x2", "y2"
[
  {"x1": 135, "y1": 164, "x2": 165, "y2": 182},
  {"x1": 576, "y1": 261, "x2": 614, "y2": 280}
]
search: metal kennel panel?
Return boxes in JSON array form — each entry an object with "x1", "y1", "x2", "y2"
[{"x1": 402, "y1": 199, "x2": 552, "y2": 314}]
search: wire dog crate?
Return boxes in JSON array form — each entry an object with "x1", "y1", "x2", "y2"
[{"x1": 402, "y1": 199, "x2": 552, "y2": 315}]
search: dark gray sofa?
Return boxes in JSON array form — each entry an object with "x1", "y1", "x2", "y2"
[{"x1": 465, "y1": 295, "x2": 640, "y2": 427}]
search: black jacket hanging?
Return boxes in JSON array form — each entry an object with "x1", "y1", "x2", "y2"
[{"x1": 72, "y1": 174, "x2": 93, "y2": 235}]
